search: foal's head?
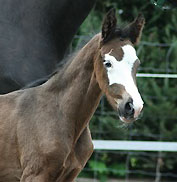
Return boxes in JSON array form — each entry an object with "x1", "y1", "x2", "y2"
[{"x1": 94, "y1": 9, "x2": 145, "y2": 123}]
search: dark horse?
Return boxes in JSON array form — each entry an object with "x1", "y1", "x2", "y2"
[
  {"x1": 0, "y1": 0, "x2": 96, "y2": 94},
  {"x1": 0, "y1": 9, "x2": 145, "y2": 182}
]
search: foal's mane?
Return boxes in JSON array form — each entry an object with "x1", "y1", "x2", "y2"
[{"x1": 23, "y1": 25, "x2": 128, "y2": 90}]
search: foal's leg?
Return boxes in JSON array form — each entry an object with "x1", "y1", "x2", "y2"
[
  {"x1": 20, "y1": 167, "x2": 65, "y2": 182},
  {"x1": 62, "y1": 168, "x2": 82, "y2": 182},
  {"x1": 20, "y1": 158, "x2": 66, "y2": 182},
  {"x1": 61, "y1": 127, "x2": 94, "y2": 182},
  {"x1": 20, "y1": 144, "x2": 70, "y2": 182}
]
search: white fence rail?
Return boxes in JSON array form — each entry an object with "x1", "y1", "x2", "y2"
[
  {"x1": 93, "y1": 140, "x2": 177, "y2": 152},
  {"x1": 137, "y1": 73, "x2": 177, "y2": 78}
]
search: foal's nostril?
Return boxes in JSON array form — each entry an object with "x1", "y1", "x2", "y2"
[{"x1": 125, "y1": 102, "x2": 134, "y2": 116}]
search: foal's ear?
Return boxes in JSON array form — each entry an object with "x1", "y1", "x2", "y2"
[
  {"x1": 123, "y1": 14, "x2": 145, "y2": 45},
  {"x1": 101, "y1": 8, "x2": 117, "y2": 44}
]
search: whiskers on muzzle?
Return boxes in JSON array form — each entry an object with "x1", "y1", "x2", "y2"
[
  {"x1": 117, "y1": 109, "x2": 144, "y2": 129},
  {"x1": 117, "y1": 119, "x2": 134, "y2": 129}
]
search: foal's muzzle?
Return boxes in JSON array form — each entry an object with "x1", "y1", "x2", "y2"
[{"x1": 118, "y1": 98, "x2": 143, "y2": 122}]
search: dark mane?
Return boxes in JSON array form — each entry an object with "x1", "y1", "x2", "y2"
[{"x1": 103, "y1": 26, "x2": 130, "y2": 44}]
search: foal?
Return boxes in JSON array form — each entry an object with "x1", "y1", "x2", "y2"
[{"x1": 0, "y1": 9, "x2": 145, "y2": 182}]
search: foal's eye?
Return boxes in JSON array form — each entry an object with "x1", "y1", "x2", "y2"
[{"x1": 105, "y1": 62, "x2": 112, "y2": 68}]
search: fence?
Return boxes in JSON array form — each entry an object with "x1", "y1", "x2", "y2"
[{"x1": 93, "y1": 140, "x2": 177, "y2": 152}]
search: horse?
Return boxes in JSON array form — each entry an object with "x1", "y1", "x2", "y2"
[
  {"x1": 0, "y1": 0, "x2": 96, "y2": 94},
  {"x1": 0, "y1": 9, "x2": 145, "y2": 182}
]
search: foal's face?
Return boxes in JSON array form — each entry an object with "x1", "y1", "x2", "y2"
[
  {"x1": 100, "y1": 39, "x2": 143, "y2": 122},
  {"x1": 95, "y1": 9, "x2": 145, "y2": 123}
]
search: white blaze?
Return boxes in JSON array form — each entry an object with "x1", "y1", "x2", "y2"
[{"x1": 104, "y1": 45, "x2": 144, "y2": 117}]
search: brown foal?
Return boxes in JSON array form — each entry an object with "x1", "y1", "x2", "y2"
[{"x1": 0, "y1": 9, "x2": 145, "y2": 182}]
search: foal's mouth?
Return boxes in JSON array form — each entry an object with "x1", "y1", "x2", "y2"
[
  {"x1": 117, "y1": 109, "x2": 135, "y2": 123},
  {"x1": 119, "y1": 116, "x2": 136, "y2": 123},
  {"x1": 119, "y1": 110, "x2": 143, "y2": 123}
]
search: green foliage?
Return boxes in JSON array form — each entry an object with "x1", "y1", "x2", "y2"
[
  {"x1": 151, "y1": 0, "x2": 165, "y2": 8},
  {"x1": 89, "y1": 160, "x2": 107, "y2": 174},
  {"x1": 150, "y1": 0, "x2": 177, "y2": 9},
  {"x1": 74, "y1": 0, "x2": 177, "y2": 180},
  {"x1": 88, "y1": 160, "x2": 108, "y2": 182},
  {"x1": 110, "y1": 163, "x2": 126, "y2": 177},
  {"x1": 86, "y1": 152, "x2": 127, "y2": 181}
]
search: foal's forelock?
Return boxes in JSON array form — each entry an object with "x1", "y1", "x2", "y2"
[{"x1": 104, "y1": 44, "x2": 144, "y2": 117}]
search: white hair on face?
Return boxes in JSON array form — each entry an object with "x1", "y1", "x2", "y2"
[{"x1": 104, "y1": 45, "x2": 144, "y2": 113}]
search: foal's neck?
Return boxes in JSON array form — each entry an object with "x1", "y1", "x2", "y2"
[{"x1": 45, "y1": 34, "x2": 102, "y2": 141}]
